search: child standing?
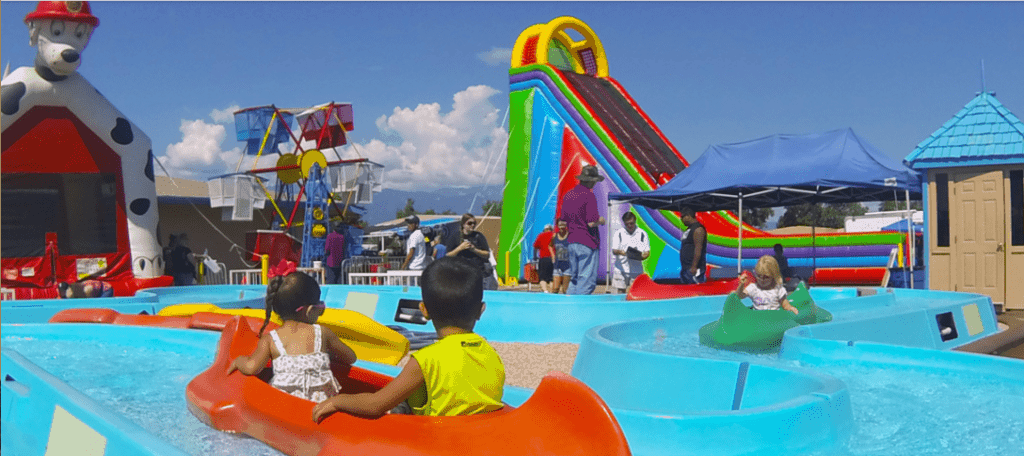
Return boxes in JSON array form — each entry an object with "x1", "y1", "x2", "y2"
[
  {"x1": 737, "y1": 255, "x2": 799, "y2": 315},
  {"x1": 550, "y1": 219, "x2": 572, "y2": 294},
  {"x1": 311, "y1": 257, "x2": 505, "y2": 421},
  {"x1": 227, "y1": 272, "x2": 357, "y2": 403}
]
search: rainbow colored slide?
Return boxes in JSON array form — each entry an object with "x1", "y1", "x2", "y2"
[{"x1": 498, "y1": 16, "x2": 907, "y2": 283}]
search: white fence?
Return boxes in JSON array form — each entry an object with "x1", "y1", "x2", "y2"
[{"x1": 228, "y1": 267, "x2": 326, "y2": 285}]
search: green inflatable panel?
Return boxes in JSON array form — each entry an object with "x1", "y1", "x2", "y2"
[{"x1": 698, "y1": 283, "x2": 832, "y2": 352}]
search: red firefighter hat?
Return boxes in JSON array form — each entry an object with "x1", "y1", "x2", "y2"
[{"x1": 25, "y1": 1, "x2": 99, "y2": 27}]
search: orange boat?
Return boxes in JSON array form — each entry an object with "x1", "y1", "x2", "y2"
[
  {"x1": 186, "y1": 317, "x2": 632, "y2": 456},
  {"x1": 49, "y1": 307, "x2": 260, "y2": 331}
]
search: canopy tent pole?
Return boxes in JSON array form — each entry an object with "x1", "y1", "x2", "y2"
[
  {"x1": 906, "y1": 189, "x2": 914, "y2": 289},
  {"x1": 607, "y1": 199, "x2": 614, "y2": 292},
  {"x1": 737, "y1": 193, "x2": 743, "y2": 275},
  {"x1": 812, "y1": 186, "x2": 819, "y2": 275}
]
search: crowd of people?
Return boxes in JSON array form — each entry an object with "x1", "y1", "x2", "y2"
[{"x1": 521, "y1": 164, "x2": 801, "y2": 300}]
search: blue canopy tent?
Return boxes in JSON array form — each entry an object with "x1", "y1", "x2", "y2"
[{"x1": 611, "y1": 128, "x2": 923, "y2": 275}]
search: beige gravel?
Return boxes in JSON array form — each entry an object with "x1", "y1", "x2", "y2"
[{"x1": 396, "y1": 341, "x2": 580, "y2": 389}]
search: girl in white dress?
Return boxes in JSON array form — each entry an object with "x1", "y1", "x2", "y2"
[
  {"x1": 227, "y1": 272, "x2": 357, "y2": 403},
  {"x1": 737, "y1": 256, "x2": 799, "y2": 315}
]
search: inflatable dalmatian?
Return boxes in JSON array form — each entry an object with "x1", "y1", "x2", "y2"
[{"x1": 1, "y1": 1, "x2": 163, "y2": 281}]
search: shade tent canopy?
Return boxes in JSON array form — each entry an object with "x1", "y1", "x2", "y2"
[{"x1": 610, "y1": 128, "x2": 922, "y2": 212}]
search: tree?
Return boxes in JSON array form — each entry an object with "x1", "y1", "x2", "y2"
[
  {"x1": 777, "y1": 203, "x2": 867, "y2": 229},
  {"x1": 395, "y1": 199, "x2": 416, "y2": 220},
  {"x1": 741, "y1": 207, "x2": 775, "y2": 228},
  {"x1": 482, "y1": 199, "x2": 502, "y2": 217},
  {"x1": 880, "y1": 200, "x2": 923, "y2": 212}
]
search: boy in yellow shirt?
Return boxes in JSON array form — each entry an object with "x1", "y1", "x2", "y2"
[{"x1": 312, "y1": 257, "x2": 505, "y2": 421}]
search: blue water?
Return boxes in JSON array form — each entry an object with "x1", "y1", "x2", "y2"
[
  {"x1": 632, "y1": 334, "x2": 1024, "y2": 456},
  {"x1": 6, "y1": 330, "x2": 1023, "y2": 456},
  {"x1": 1, "y1": 336, "x2": 285, "y2": 456}
]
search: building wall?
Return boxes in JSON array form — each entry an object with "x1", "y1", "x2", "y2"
[
  {"x1": 1004, "y1": 168, "x2": 1024, "y2": 310},
  {"x1": 157, "y1": 202, "x2": 280, "y2": 275},
  {"x1": 927, "y1": 166, "x2": 1023, "y2": 309}
]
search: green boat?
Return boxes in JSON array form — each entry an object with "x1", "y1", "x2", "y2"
[{"x1": 698, "y1": 283, "x2": 832, "y2": 352}]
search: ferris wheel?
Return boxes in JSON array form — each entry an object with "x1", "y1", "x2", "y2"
[{"x1": 206, "y1": 102, "x2": 384, "y2": 268}]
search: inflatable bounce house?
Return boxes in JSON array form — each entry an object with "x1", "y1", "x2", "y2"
[
  {"x1": 1, "y1": 1, "x2": 171, "y2": 299},
  {"x1": 498, "y1": 16, "x2": 911, "y2": 285}
]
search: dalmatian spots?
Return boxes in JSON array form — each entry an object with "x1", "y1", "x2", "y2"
[
  {"x1": 144, "y1": 150, "x2": 154, "y2": 181},
  {"x1": 35, "y1": 65, "x2": 68, "y2": 82},
  {"x1": 130, "y1": 198, "x2": 150, "y2": 216},
  {"x1": 1, "y1": 82, "x2": 26, "y2": 115},
  {"x1": 111, "y1": 117, "x2": 133, "y2": 145},
  {"x1": 134, "y1": 256, "x2": 148, "y2": 274}
]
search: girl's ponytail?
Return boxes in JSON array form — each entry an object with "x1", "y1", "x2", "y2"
[{"x1": 259, "y1": 276, "x2": 284, "y2": 336}]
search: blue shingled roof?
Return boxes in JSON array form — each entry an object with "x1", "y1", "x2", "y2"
[{"x1": 905, "y1": 92, "x2": 1024, "y2": 169}]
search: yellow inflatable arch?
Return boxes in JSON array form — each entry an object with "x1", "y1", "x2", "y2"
[{"x1": 511, "y1": 16, "x2": 609, "y2": 78}]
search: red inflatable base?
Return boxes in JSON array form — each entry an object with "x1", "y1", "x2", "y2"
[
  {"x1": 10, "y1": 275, "x2": 174, "y2": 300},
  {"x1": 626, "y1": 272, "x2": 754, "y2": 301},
  {"x1": 808, "y1": 267, "x2": 889, "y2": 286}
]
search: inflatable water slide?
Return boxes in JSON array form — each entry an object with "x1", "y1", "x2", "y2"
[{"x1": 498, "y1": 17, "x2": 906, "y2": 283}]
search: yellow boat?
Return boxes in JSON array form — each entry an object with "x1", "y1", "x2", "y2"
[{"x1": 158, "y1": 304, "x2": 409, "y2": 365}]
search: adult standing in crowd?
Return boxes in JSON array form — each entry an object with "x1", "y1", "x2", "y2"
[
  {"x1": 611, "y1": 211, "x2": 650, "y2": 293},
  {"x1": 773, "y1": 243, "x2": 801, "y2": 292},
  {"x1": 324, "y1": 222, "x2": 347, "y2": 284},
  {"x1": 559, "y1": 165, "x2": 605, "y2": 295},
  {"x1": 532, "y1": 224, "x2": 555, "y2": 293},
  {"x1": 446, "y1": 213, "x2": 497, "y2": 290},
  {"x1": 163, "y1": 233, "x2": 177, "y2": 276},
  {"x1": 170, "y1": 233, "x2": 197, "y2": 286},
  {"x1": 401, "y1": 215, "x2": 430, "y2": 271},
  {"x1": 426, "y1": 227, "x2": 447, "y2": 260},
  {"x1": 678, "y1": 207, "x2": 707, "y2": 284}
]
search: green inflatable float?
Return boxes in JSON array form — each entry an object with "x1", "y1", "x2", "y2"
[{"x1": 698, "y1": 283, "x2": 832, "y2": 353}]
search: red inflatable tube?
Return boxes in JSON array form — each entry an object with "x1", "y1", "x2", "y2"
[
  {"x1": 626, "y1": 271, "x2": 755, "y2": 301},
  {"x1": 186, "y1": 317, "x2": 633, "y2": 456}
]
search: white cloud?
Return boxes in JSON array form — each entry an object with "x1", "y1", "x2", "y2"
[
  {"x1": 477, "y1": 47, "x2": 513, "y2": 66},
  {"x1": 209, "y1": 105, "x2": 240, "y2": 124},
  {"x1": 159, "y1": 118, "x2": 275, "y2": 180},
  {"x1": 160, "y1": 89, "x2": 508, "y2": 193},
  {"x1": 341, "y1": 85, "x2": 508, "y2": 191}
]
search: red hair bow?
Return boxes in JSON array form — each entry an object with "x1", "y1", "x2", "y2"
[{"x1": 268, "y1": 259, "x2": 297, "y2": 278}]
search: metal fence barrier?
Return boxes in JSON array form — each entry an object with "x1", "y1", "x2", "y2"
[
  {"x1": 228, "y1": 267, "x2": 326, "y2": 285},
  {"x1": 338, "y1": 256, "x2": 404, "y2": 285},
  {"x1": 198, "y1": 261, "x2": 228, "y2": 285},
  {"x1": 348, "y1": 270, "x2": 423, "y2": 286}
]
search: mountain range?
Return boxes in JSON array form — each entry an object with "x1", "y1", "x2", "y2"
[{"x1": 361, "y1": 185, "x2": 504, "y2": 225}]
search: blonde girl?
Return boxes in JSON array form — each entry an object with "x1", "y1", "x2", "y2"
[{"x1": 737, "y1": 255, "x2": 799, "y2": 315}]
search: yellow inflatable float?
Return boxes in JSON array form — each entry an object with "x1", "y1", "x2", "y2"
[{"x1": 158, "y1": 304, "x2": 409, "y2": 365}]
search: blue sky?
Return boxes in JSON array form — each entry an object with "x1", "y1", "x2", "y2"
[{"x1": 4, "y1": 1, "x2": 1023, "y2": 193}]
